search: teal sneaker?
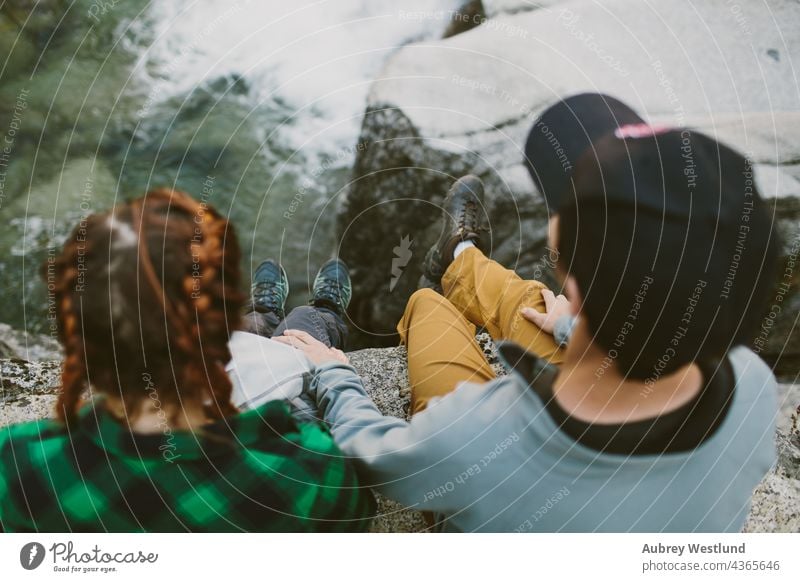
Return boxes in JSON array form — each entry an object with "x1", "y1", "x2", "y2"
[
  {"x1": 311, "y1": 258, "x2": 352, "y2": 317},
  {"x1": 251, "y1": 259, "x2": 289, "y2": 318}
]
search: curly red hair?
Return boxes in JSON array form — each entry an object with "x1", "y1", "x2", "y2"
[{"x1": 46, "y1": 189, "x2": 244, "y2": 425}]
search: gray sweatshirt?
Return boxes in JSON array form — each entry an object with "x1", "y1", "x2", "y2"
[{"x1": 312, "y1": 345, "x2": 777, "y2": 532}]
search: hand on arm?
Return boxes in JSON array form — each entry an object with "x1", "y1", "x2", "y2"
[
  {"x1": 272, "y1": 330, "x2": 416, "y2": 496},
  {"x1": 272, "y1": 329, "x2": 349, "y2": 365},
  {"x1": 277, "y1": 329, "x2": 482, "y2": 514},
  {"x1": 520, "y1": 289, "x2": 572, "y2": 334},
  {"x1": 298, "y1": 351, "x2": 478, "y2": 514}
]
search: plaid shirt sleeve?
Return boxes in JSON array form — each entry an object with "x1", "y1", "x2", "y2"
[{"x1": 0, "y1": 400, "x2": 375, "y2": 532}]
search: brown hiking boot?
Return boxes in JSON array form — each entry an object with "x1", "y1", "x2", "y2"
[{"x1": 419, "y1": 174, "x2": 486, "y2": 288}]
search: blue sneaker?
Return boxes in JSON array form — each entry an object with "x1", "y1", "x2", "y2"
[
  {"x1": 311, "y1": 258, "x2": 352, "y2": 317},
  {"x1": 251, "y1": 259, "x2": 289, "y2": 318}
]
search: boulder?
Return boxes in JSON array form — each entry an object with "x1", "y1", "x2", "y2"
[
  {"x1": 744, "y1": 431, "x2": 800, "y2": 532},
  {"x1": 336, "y1": 0, "x2": 800, "y2": 374},
  {"x1": 0, "y1": 322, "x2": 60, "y2": 361}
]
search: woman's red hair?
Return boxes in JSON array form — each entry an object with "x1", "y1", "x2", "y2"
[{"x1": 46, "y1": 189, "x2": 244, "y2": 425}]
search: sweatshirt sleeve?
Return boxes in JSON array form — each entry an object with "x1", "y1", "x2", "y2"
[{"x1": 310, "y1": 361, "x2": 495, "y2": 513}]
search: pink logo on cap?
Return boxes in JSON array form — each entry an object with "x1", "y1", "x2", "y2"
[{"x1": 614, "y1": 123, "x2": 672, "y2": 139}]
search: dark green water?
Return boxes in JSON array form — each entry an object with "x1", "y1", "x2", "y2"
[{"x1": 0, "y1": 0, "x2": 347, "y2": 335}]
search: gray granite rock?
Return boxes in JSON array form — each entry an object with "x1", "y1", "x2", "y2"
[
  {"x1": 0, "y1": 323, "x2": 61, "y2": 361},
  {"x1": 0, "y1": 359, "x2": 61, "y2": 435},
  {"x1": 744, "y1": 431, "x2": 800, "y2": 533},
  {"x1": 347, "y1": 346, "x2": 427, "y2": 532}
]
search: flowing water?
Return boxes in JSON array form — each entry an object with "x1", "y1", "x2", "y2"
[{"x1": 0, "y1": 0, "x2": 459, "y2": 335}]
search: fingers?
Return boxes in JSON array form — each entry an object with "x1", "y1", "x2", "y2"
[
  {"x1": 521, "y1": 306, "x2": 546, "y2": 327},
  {"x1": 282, "y1": 329, "x2": 312, "y2": 342},
  {"x1": 273, "y1": 333, "x2": 348, "y2": 366},
  {"x1": 282, "y1": 329, "x2": 322, "y2": 346},
  {"x1": 541, "y1": 288, "x2": 555, "y2": 310},
  {"x1": 554, "y1": 294, "x2": 571, "y2": 316},
  {"x1": 272, "y1": 335, "x2": 306, "y2": 349},
  {"x1": 520, "y1": 287, "x2": 570, "y2": 335}
]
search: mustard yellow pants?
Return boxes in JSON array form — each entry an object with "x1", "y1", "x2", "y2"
[{"x1": 397, "y1": 247, "x2": 564, "y2": 414}]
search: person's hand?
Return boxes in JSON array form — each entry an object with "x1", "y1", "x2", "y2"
[
  {"x1": 520, "y1": 289, "x2": 572, "y2": 335},
  {"x1": 272, "y1": 329, "x2": 349, "y2": 366}
]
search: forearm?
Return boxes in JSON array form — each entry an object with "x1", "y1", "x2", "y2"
[
  {"x1": 310, "y1": 362, "x2": 458, "y2": 511},
  {"x1": 313, "y1": 362, "x2": 409, "y2": 456}
]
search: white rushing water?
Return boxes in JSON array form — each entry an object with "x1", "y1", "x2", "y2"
[
  {"x1": 1, "y1": 0, "x2": 467, "y2": 331},
  {"x1": 134, "y1": 0, "x2": 462, "y2": 170}
]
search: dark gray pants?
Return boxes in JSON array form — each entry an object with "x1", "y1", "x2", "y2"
[
  {"x1": 240, "y1": 304, "x2": 347, "y2": 422},
  {"x1": 241, "y1": 305, "x2": 348, "y2": 349}
]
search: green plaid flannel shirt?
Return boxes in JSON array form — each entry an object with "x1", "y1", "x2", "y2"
[{"x1": 0, "y1": 399, "x2": 375, "y2": 532}]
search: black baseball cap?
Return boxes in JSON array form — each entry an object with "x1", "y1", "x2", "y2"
[
  {"x1": 525, "y1": 93, "x2": 644, "y2": 214},
  {"x1": 524, "y1": 93, "x2": 779, "y2": 378}
]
